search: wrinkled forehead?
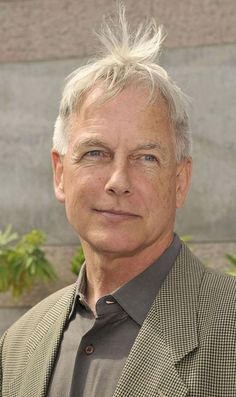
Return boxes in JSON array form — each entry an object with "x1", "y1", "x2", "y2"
[{"x1": 70, "y1": 81, "x2": 171, "y2": 127}]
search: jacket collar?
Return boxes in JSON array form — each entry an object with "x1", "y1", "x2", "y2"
[
  {"x1": 156, "y1": 242, "x2": 205, "y2": 363},
  {"x1": 113, "y1": 243, "x2": 205, "y2": 397}
]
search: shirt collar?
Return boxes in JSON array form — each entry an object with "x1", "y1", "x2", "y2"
[
  {"x1": 112, "y1": 233, "x2": 181, "y2": 325},
  {"x1": 70, "y1": 233, "x2": 181, "y2": 324},
  {"x1": 69, "y1": 263, "x2": 87, "y2": 318}
]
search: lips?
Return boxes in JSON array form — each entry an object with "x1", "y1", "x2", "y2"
[{"x1": 94, "y1": 209, "x2": 140, "y2": 219}]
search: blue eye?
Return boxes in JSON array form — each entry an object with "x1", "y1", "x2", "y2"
[
  {"x1": 143, "y1": 154, "x2": 157, "y2": 162},
  {"x1": 85, "y1": 150, "x2": 102, "y2": 157}
]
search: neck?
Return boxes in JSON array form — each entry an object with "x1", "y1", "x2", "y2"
[{"x1": 81, "y1": 232, "x2": 174, "y2": 311}]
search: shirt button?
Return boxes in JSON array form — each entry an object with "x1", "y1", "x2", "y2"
[{"x1": 84, "y1": 345, "x2": 94, "y2": 355}]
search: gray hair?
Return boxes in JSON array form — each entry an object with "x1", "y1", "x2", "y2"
[{"x1": 53, "y1": 5, "x2": 192, "y2": 162}]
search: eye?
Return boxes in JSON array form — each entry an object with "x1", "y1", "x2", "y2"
[
  {"x1": 81, "y1": 149, "x2": 112, "y2": 163},
  {"x1": 142, "y1": 154, "x2": 158, "y2": 162},
  {"x1": 71, "y1": 149, "x2": 110, "y2": 164},
  {"x1": 85, "y1": 150, "x2": 103, "y2": 157}
]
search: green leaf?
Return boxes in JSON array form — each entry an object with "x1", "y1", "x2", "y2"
[
  {"x1": 181, "y1": 235, "x2": 193, "y2": 243},
  {"x1": 0, "y1": 225, "x2": 18, "y2": 247},
  {"x1": 224, "y1": 253, "x2": 236, "y2": 277},
  {"x1": 225, "y1": 254, "x2": 236, "y2": 267},
  {"x1": 0, "y1": 264, "x2": 9, "y2": 292},
  {"x1": 226, "y1": 270, "x2": 236, "y2": 276},
  {"x1": 0, "y1": 227, "x2": 58, "y2": 300}
]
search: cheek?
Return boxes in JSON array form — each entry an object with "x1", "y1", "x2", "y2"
[
  {"x1": 163, "y1": 175, "x2": 177, "y2": 206},
  {"x1": 140, "y1": 173, "x2": 177, "y2": 211},
  {"x1": 64, "y1": 170, "x2": 105, "y2": 205}
]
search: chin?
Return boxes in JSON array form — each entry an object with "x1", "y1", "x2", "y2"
[{"x1": 84, "y1": 234, "x2": 142, "y2": 257}]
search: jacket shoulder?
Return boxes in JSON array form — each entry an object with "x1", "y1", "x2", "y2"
[
  {"x1": 177, "y1": 242, "x2": 236, "y2": 321},
  {"x1": 199, "y1": 266, "x2": 236, "y2": 319},
  {"x1": 181, "y1": 242, "x2": 236, "y2": 297},
  {"x1": 0, "y1": 284, "x2": 77, "y2": 396},
  {"x1": 1, "y1": 283, "x2": 77, "y2": 358}
]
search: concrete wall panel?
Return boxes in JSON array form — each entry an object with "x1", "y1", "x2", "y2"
[
  {"x1": 0, "y1": 307, "x2": 29, "y2": 337},
  {"x1": 153, "y1": 0, "x2": 236, "y2": 48},
  {"x1": 0, "y1": 0, "x2": 235, "y2": 63},
  {"x1": 0, "y1": 44, "x2": 236, "y2": 243},
  {"x1": 165, "y1": 45, "x2": 236, "y2": 240},
  {"x1": 0, "y1": 59, "x2": 82, "y2": 243},
  {"x1": 0, "y1": 0, "x2": 153, "y2": 63}
]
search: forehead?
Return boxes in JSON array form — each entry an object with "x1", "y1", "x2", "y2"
[
  {"x1": 80, "y1": 83, "x2": 169, "y2": 119},
  {"x1": 68, "y1": 83, "x2": 174, "y2": 146}
]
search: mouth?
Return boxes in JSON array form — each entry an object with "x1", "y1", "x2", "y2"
[{"x1": 94, "y1": 209, "x2": 140, "y2": 220}]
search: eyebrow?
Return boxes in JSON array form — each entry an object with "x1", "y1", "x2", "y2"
[
  {"x1": 133, "y1": 141, "x2": 163, "y2": 151},
  {"x1": 72, "y1": 138, "x2": 165, "y2": 155},
  {"x1": 72, "y1": 138, "x2": 109, "y2": 154}
]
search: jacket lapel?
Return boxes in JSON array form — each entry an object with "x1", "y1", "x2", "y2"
[
  {"x1": 113, "y1": 243, "x2": 205, "y2": 397},
  {"x1": 8, "y1": 284, "x2": 77, "y2": 397}
]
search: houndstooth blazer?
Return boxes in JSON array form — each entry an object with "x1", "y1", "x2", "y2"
[{"x1": 0, "y1": 243, "x2": 236, "y2": 397}]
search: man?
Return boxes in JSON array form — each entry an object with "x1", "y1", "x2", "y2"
[{"x1": 0, "y1": 7, "x2": 235, "y2": 397}]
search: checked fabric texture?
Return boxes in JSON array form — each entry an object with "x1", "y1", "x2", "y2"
[{"x1": 1, "y1": 242, "x2": 236, "y2": 397}]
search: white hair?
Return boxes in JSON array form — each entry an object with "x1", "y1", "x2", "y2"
[{"x1": 53, "y1": 5, "x2": 192, "y2": 162}]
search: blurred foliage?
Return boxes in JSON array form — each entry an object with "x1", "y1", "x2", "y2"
[
  {"x1": 1, "y1": 225, "x2": 234, "y2": 300},
  {"x1": 0, "y1": 225, "x2": 57, "y2": 300},
  {"x1": 181, "y1": 234, "x2": 236, "y2": 277},
  {"x1": 71, "y1": 245, "x2": 85, "y2": 276},
  {"x1": 181, "y1": 235, "x2": 193, "y2": 243},
  {"x1": 225, "y1": 254, "x2": 236, "y2": 276}
]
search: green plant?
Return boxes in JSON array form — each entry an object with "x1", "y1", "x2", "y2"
[
  {"x1": 225, "y1": 253, "x2": 236, "y2": 276},
  {"x1": 181, "y1": 235, "x2": 192, "y2": 243},
  {"x1": 0, "y1": 225, "x2": 57, "y2": 300},
  {"x1": 71, "y1": 245, "x2": 85, "y2": 276}
]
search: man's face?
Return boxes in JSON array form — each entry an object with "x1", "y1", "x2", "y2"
[{"x1": 52, "y1": 84, "x2": 191, "y2": 258}]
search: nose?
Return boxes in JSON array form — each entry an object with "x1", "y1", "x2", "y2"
[{"x1": 105, "y1": 162, "x2": 132, "y2": 196}]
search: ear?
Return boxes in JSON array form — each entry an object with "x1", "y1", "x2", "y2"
[
  {"x1": 51, "y1": 150, "x2": 65, "y2": 203},
  {"x1": 176, "y1": 158, "x2": 192, "y2": 209}
]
